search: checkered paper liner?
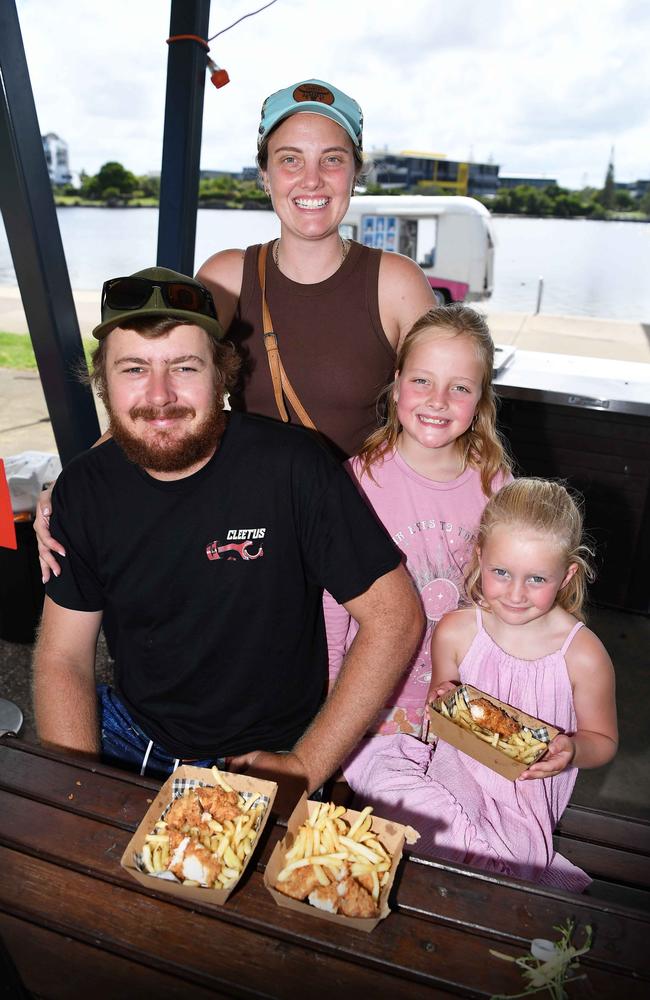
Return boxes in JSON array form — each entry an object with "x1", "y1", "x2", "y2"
[{"x1": 133, "y1": 776, "x2": 271, "y2": 882}]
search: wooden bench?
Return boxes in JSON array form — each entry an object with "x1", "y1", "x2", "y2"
[{"x1": 1, "y1": 740, "x2": 649, "y2": 998}]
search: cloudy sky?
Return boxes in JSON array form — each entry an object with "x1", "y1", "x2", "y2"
[{"x1": 14, "y1": 0, "x2": 650, "y2": 190}]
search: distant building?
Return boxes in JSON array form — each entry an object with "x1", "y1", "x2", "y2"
[
  {"x1": 199, "y1": 167, "x2": 259, "y2": 182},
  {"x1": 200, "y1": 169, "x2": 238, "y2": 180},
  {"x1": 498, "y1": 174, "x2": 558, "y2": 190},
  {"x1": 615, "y1": 179, "x2": 650, "y2": 198},
  {"x1": 42, "y1": 133, "x2": 72, "y2": 185},
  {"x1": 364, "y1": 151, "x2": 500, "y2": 198}
]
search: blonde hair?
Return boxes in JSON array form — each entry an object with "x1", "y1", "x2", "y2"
[
  {"x1": 466, "y1": 478, "x2": 596, "y2": 621},
  {"x1": 358, "y1": 304, "x2": 511, "y2": 495}
]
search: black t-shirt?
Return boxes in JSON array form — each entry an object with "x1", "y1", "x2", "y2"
[{"x1": 47, "y1": 413, "x2": 400, "y2": 757}]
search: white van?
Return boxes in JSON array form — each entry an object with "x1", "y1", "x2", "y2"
[{"x1": 341, "y1": 195, "x2": 495, "y2": 303}]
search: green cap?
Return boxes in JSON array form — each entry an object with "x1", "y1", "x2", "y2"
[{"x1": 92, "y1": 266, "x2": 224, "y2": 341}]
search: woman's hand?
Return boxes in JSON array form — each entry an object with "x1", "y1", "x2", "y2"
[
  {"x1": 34, "y1": 487, "x2": 66, "y2": 583},
  {"x1": 517, "y1": 734, "x2": 576, "y2": 781}
]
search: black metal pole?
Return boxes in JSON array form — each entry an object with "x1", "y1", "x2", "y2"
[
  {"x1": 157, "y1": 0, "x2": 212, "y2": 275},
  {"x1": 0, "y1": 0, "x2": 100, "y2": 465}
]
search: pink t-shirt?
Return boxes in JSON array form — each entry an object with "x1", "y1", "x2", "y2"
[{"x1": 324, "y1": 449, "x2": 510, "y2": 735}]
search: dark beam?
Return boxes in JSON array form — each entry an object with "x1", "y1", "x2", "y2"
[
  {"x1": 157, "y1": 0, "x2": 212, "y2": 275},
  {"x1": 0, "y1": 0, "x2": 100, "y2": 465}
]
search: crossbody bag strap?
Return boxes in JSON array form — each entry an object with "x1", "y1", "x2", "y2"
[{"x1": 257, "y1": 242, "x2": 317, "y2": 430}]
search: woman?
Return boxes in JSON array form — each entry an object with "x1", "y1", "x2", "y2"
[
  {"x1": 197, "y1": 78, "x2": 436, "y2": 458},
  {"x1": 36, "y1": 78, "x2": 436, "y2": 577}
]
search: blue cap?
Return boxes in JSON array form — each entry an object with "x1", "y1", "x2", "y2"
[{"x1": 258, "y1": 79, "x2": 363, "y2": 150}]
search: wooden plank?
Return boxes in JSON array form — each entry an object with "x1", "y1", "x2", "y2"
[
  {"x1": 0, "y1": 742, "x2": 158, "y2": 830},
  {"x1": 553, "y1": 836, "x2": 650, "y2": 888},
  {"x1": 0, "y1": 912, "x2": 226, "y2": 1000},
  {"x1": 557, "y1": 807, "x2": 650, "y2": 854}
]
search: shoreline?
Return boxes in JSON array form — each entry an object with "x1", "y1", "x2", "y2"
[{"x1": 47, "y1": 202, "x2": 649, "y2": 223}]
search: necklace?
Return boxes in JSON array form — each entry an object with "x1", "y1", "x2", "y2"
[{"x1": 272, "y1": 237, "x2": 350, "y2": 271}]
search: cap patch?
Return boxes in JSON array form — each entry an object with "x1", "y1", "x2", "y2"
[{"x1": 293, "y1": 83, "x2": 334, "y2": 105}]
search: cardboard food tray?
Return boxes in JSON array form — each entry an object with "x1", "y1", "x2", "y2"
[
  {"x1": 427, "y1": 683, "x2": 560, "y2": 781},
  {"x1": 264, "y1": 794, "x2": 417, "y2": 933},
  {"x1": 121, "y1": 765, "x2": 277, "y2": 906}
]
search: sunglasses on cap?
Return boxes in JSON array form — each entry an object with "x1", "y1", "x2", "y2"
[{"x1": 101, "y1": 276, "x2": 218, "y2": 318}]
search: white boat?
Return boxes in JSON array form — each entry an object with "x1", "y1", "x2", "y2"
[{"x1": 341, "y1": 194, "x2": 494, "y2": 303}]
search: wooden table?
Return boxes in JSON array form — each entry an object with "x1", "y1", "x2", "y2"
[{"x1": 1, "y1": 740, "x2": 648, "y2": 998}]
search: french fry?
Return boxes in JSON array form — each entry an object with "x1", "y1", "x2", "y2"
[
  {"x1": 347, "y1": 806, "x2": 372, "y2": 839},
  {"x1": 210, "y1": 765, "x2": 234, "y2": 793}
]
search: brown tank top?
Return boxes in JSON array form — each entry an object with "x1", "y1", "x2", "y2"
[{"x1": 227, "y1": 241, "x2": 396, "y2": 459}]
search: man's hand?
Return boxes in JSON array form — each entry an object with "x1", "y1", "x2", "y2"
[
  {"x1": 227, "y1": 749, "x2": 305, "y2": 781},
  {"x1": 226, "y1": 750, "x2": 308, "y2": 815}
]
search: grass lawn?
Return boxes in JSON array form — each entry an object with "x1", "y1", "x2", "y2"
[{"x1": 0, "y1": 331, "x2": 95, "y2": 370}]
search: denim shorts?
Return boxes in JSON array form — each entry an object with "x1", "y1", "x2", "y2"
[
  {"x1": 98, "y1": 685, "x2": 324, "y2": 796},
  {"x1": 98, "y1": 685, "x2": 226, "y2": 780}
]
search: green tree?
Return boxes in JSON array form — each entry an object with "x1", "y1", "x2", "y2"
[
  {"x1": 95, "y1": 161, "x2": 137, "y2": 197},
  {"x1": 80, "y1": 172, "x2": 100, "y2": 199},
  {"x1": 615, "y1": 189, "x2": 634, "y2": 210},
  {"x1": 552, "y1": 193, "x2": 585, "y2": 218},
  {"x1": 137, "y1": 174, "x2": 160, "y2": 198}
]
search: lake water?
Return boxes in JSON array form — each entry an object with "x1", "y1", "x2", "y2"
[{"x1": 1, "y1": 208, "x2": 648, "y2": 321}]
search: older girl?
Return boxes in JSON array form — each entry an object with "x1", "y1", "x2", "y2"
[{"x1": 326, "y1": 304, "x2": 511, "y2": 737}]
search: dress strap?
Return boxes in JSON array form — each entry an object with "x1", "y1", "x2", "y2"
[
  {"x1": 560, "y1": 620, "x2": 584, "y2": 655},
  {"x1": 475, "y1": 606, "x2": 483, "y2": 631}
]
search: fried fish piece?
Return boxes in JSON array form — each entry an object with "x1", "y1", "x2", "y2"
[
  {"x1": 197, "y1": 786, "x2": 242, "y2": 823},
  {"x1": 468, "y1": 697, "x2": 521, "y2": 738},
  {"x1": 357, "y1": 872, "x2": 374, "y2": 895},
  {"x1": 336, "y1": 875, "x2": 379, "y2": 918},
  {"x1": 275, "y1": 864, "x2": 323, "y2": 901},
  {"x1": 308, "y1": 883, "x2": 340, "y2": 913},
  {"x1": 165, "y1": 790, "x2": 203, "y2": 831},
  {"x1": 168, "y1": 835, "x2": 223, "y2": 885}
]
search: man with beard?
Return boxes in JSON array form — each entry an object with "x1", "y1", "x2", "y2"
[{"x1": 33, "y1": 268, "x2": 423, "y2": 793}]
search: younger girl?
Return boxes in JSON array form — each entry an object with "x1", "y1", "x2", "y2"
[
  {"x1": 350, "y1": 478, "x2": 618, "y2": 892},
  {"x1": 325, "y1": 304, "x2": 511, "y2": 744}
]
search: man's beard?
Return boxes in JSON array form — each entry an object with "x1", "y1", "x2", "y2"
[{"x1": 106, "y1": 399, "x2": 227, "y2": 474}]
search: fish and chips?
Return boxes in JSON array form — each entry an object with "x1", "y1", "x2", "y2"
[
  {"x1": 274, "y1": 802, "x2": 393, "y2": 918},
  {"x1": 432, "y1": 688, "x2": 550, "y2": 765},
  {"x1": 138, "y1": 766, "x2": 268, "y2": 890}
]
